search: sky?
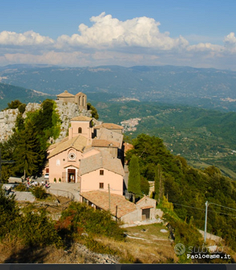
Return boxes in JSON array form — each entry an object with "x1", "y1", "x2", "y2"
[{"x1": 0, "y1": 0, "x2": 236, "y2": 70}]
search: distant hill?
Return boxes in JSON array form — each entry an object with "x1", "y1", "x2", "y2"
[
  {"x1": 1, "y1": 64, "x2": 236, "y2": 111},
  {"x1": 93, "y1": 100, "x2": 236, "y2": 179},
  {"x1": 0, "y1": 82, "x2": 55, "y2": 110}
]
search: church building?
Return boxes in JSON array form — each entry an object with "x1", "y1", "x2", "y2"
[{"x1": 45, "y1": 92, "x2": 125, "y2": 196}]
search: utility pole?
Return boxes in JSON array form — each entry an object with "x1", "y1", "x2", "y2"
[
  {"x1": 108, "y1": 184, "x2": 111, "y2": 212},
  {"x1": 204, "y1": 201, "x2": 209, "y2": 244},
  {"x1": 204, "y1": 201, "x2": 236, "y2": 244},
  {"x1": 116, "y1": 205, "x2": 118, "y2": 223}
]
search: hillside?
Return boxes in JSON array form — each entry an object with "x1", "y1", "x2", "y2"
[
  {"x1": 1, "y1": 64, "x2": 236, "y2": 111},
  {"x1": 92, "y1": 101, "x2": 236, "y2": 178},
  {"x1": 0, "y1": 82, "x2": 55, "y2": 110},
  {"x1": 125, "y1": 134, "x2": 236, "y2": 254}
]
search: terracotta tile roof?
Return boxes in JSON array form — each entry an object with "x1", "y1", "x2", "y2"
[
  {"x1": 136, "y1": 196, "x2": 156, "y2": 208},
  {"x1": 75, "y1": 92, "x2": 85, "y2": 96},
  {"x1": 92, "y1": 139, "x2": 120, "y2": 148},
  {"x1": 48, "y1": 137, "x2": 69, "y2": 151},
  {"x1": 57, "y1": 90, "x2": 74, "y2": 97},
  {"x1": 140, "y1": 206, "x2": 154, "y2": 209},
  {"x1": 124, "y1": 142, "x2": 134, "y2": 155},
  {"x1": 48, "y1": 135, "x2": 87, "y2": 158},
  {"x1": 97, "y1": 128, "x2": 123, "y2": 149},
  {"x1": 94, "y1": 123, "x2": 123, "y2": 130},
  {"x1": 80, "y1": 150, "x2": 124, "y2": 176},
  {"x1": 80, "y1": 190, "x2": 137, "y2": 218},
  {"x1": 71, "y1": 116, "x2": 92, "y2": 121}
]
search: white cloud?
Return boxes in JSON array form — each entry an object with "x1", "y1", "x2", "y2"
[
  {"x1": 0, "y1": 30, "x2": 54, "y2": 46},
  {"x1": 0, "y1": 13, "x2": 236, "y2": 70},
  {"x1": 187, "y1": 43, "x2": 224, "y2": 53},
  {"x1": 56, "y1": 12, "x2": 189, "y2": 50},
  {"x1": 3, "y1": 51, "x2": 91, "y2": 66},
  {"x1": 224, "y1": 32, "x2": 236, "y2": 49}
]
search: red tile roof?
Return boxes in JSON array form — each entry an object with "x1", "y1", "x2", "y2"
[
  {"x1": 57, "y1": 90, "x2": 74, "y2": 97},
  {"x1": 92, "y1": 139, "x2": 120, "y2": 148},
  {"x1": 80, "y1": 190, "x2": 137, "y2": 218},
  {"x1": 124, "y1": 142, "x2": 134, "y2": 155},
  {"x1": 94, "y1": 123, "x2": 123, "y2": 130},
  {"x1": 71, "y1": 116, "x2": 92, "y2": 121}
]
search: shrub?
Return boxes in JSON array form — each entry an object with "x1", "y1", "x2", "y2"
[
  {"x1": 0, "y1": 189, "x2": 62, "y2": 248},
  {"x1": 18, "y1": 103, "x2": 26, "y2": 114},
  {"x1": 15, "y1": 183, "x2": 27, "y2": 191},
  {"x1": 31, "y1": 186, "x2": 47, "y2": 199},
  {"x1": 57, "y1": 202, "x2": 125, "y2": 241},
  {"x1": 166, "y1": 213, "x2": 203, "y2": 263}
]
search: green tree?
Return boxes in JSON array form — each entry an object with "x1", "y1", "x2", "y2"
[
  {"x1": 154, "y1": 164, "x2": 164, "y2": 203},
  {"x1": 13, "y1": 120, "x2": 44, "y2": 177},
  {"x1": 126, "y1": 133, "x2": 182, "y2": 181},
  {"x1": 128, "y1": 155, "x2": 141, "y2": 200},
  {"x1": 140, "y1": 176, "x2": 149, "y2": 195},
  {"x1": 15, "y1": 113, "x2": 25, "y2": 132},
  {"x1": 18, "y1": 103, "x2": 26, "y2": 114},
  {"x1": 87, "y1": 102, "x2": 99, "y2": 119},
  {"x1": 6, "y1": 99, "x2": 22, "y2": 109}
]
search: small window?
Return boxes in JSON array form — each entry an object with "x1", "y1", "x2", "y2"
[
  {"x1": 99, "y1": 182, "x2": 104, "y2": 189},
  {"x1": 100, "y1": 170, "x2": 104, "y2": 175},
  {"x1": 78, "y1": 127, "x2": 82, "y2": 133},
  {"x1": 63, "y1": 159, "x2": 65, "y2": 161},
  {"x1": 68, "y1": 152, "x2": 76, "y2": 160}
]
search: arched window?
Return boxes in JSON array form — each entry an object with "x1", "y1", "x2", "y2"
[{"x1": 78, "y1": 127, "x2": 82, "y2": 133}]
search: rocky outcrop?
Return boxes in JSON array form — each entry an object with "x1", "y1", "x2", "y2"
[
  {"x1": 0, "y1": 100, "x2": 93, "y2": 143},
  {"x1": 0, "y1": 109, "x2": 18, "y2": 142},
  {"x1": 54, "y1": 100, "x2": 92, "y2": 142},
  {"x1": 74, "y1": 243, "x2": 119, "y2": 264},
  {"x1": 0, "y1": 103, "x2": 41, "y2": 142}
]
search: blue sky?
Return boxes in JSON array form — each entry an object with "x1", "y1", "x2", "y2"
[{"x1": 0, "y1": 0, "x2": 235, "y2": 69}]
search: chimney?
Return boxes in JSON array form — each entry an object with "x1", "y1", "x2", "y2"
[{"x1": 69, "y1": 127, "x2": 73, "y2": 139}]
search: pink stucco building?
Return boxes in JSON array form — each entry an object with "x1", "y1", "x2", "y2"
[{"x1": 45, "y1": 114, "x2": 125, "y2": 196}]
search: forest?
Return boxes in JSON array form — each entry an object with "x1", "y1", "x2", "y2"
[
  {"x1": 126, "y1": 134, "x2": 236, "y2": 251},
  {"x1": 93, "y1": 100, "x2": 236, "y2": 179}
]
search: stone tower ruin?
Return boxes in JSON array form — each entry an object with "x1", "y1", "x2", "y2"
[{"x1": 56, "y1": 90, "x2": 87, "y2": 111}]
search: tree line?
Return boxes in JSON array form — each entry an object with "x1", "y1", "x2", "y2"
[
  {"x1": 0, "y1": 99, "x2": 61, "y2": 180},
  {"x1": 126, "y1": 134, "x2": 236, "y2": 250}
]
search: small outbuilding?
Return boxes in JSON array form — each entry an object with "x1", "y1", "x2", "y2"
[{"x1": 80, "y1": 190, "x2": 157, "y2": 224}]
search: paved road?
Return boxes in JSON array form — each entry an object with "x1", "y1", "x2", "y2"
[{"x1": 21, "y1": 177, "x2": 81, "y2": 201}]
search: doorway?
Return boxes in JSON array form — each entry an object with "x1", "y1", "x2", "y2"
[
  {"x1": 68, "y1": 169, "x2": 76, "y2": 183},
  {"x1": 142, "y1": 208, "x2": 150, "y2": 220}
]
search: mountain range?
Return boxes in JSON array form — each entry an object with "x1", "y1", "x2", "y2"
[
  {"x1": 1, "y1": 64, "x2": 236, "y2": 177},
  {"x1": 1, "y1": 64, "x2": 236, "y2": 111},
  {"x1": 0, "y1": 82, "x2": 54, "y2": 110}
]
